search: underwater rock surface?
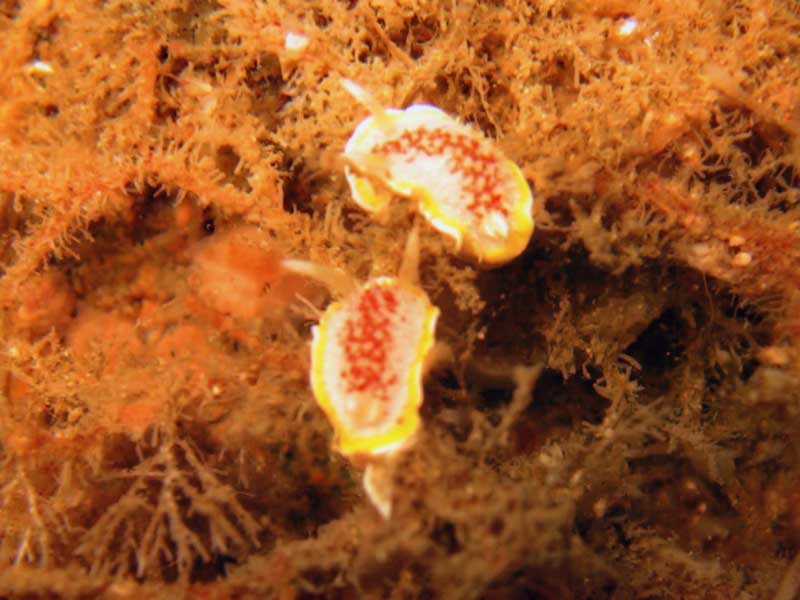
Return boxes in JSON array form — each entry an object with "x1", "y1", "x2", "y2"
[{"x1": 0, "y1": 1, "x2": 799, "y2": 598}]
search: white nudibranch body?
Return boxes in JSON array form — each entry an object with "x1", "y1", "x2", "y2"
[
  {"x1": 343, "y1": 98, "x2": 534, "y2": 266},
  {"x1": 283, "y1": 231, "x2": 437, "y2": 519},
  {"x1": 311, "y1": 276, "x2": 438, "y2": 456}
]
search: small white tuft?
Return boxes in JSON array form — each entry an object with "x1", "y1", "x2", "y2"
[
  {"x1": 618, "y1": 18, "x2": 638, "y2": 36},
  {"x1": 25, "y1": 60, "x2": 54, "y2": 75},
  {"x1": 284, "y1": 32, "x2": 309, "y2": 53}
]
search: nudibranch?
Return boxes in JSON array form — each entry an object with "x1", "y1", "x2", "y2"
[
  {"x1": 341, "y1": 81, "x2": 534, "y2": 266},
  {"x1": 283, "y1": 227, "x2": 439, "y2": 517},
  {"x1": 310, "y1": 276, "x2": 438, "y2": 456}
]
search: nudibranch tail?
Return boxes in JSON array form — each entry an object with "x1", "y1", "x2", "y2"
[
  {"x1": 311, "y1": 276, "x2": 438, "y2": 456},
  {"x1": 363, "y1": 462, "x2": 393, "y2": 519},
  {"x1": 397, "y1": 221, "x2": 420, "y2": 286}
]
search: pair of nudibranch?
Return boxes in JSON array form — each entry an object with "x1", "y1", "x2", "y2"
[{"x1": 283, "y1": 80, "x2": 534, "y2": 517}]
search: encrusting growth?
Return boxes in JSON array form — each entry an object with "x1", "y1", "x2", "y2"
[
  {"x1": 77, "y1": 433, "x2": 261, "y2": 581},
  {"x1": 341, "y1": 80, "x2": 534, "y2": 266},
  {"x1": 2, "y1": 1, "x2": 800, "y2": 596}
]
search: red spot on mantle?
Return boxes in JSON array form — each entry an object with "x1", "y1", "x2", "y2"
[
  {"x1": 340, "y1": 285, "x2": 400, "y2": 401},
  {"x1": 374, "y1": 126, "x2": 508, "y2": 219}
]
